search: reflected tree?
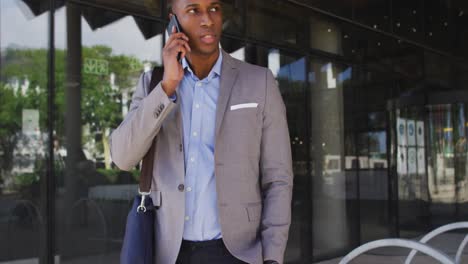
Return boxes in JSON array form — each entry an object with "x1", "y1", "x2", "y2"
[{"x1": 0, "y1": 45, "x2": 148, "y2": 191}]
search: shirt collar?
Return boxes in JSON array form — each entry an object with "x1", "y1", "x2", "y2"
[{"x1": 182, "y1": 51, "x2": 223, "y2": 80}]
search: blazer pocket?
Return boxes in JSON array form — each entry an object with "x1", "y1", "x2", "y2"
[
  {"x1": 230, "y1": 103, "x2": 258, "y2": 111},
  {"x1": 246, "y1": 203, "x2": 262, "y2": 222}
]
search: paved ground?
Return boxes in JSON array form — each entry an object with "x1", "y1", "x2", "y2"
[
  {"x1": 316, "y1": 254, "x2": 468, "y2": 264},
  {"x1": 2, "y1": 233, "x2": 467, "y2": 263}
]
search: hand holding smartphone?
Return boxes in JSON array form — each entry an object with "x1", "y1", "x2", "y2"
[
  {"x1": 166, "y1": 15, "x2": 183, "y2": 62},
  {"x1": 161, "y1": 14, "x2": 190, "y2": 97}
]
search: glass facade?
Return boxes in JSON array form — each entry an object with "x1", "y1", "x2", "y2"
[{"x1": 1, "y1": 0, "x2": 468, "y2": 263}]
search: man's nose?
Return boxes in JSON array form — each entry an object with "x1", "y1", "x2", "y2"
[{"x1": 200, "y1": 12, "x2": 214, "y2": 27}]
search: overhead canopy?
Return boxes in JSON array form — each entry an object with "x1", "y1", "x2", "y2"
[
  {"x1": 21, "y1": 0, "x2": 65, "y2": 16},
  {"x1": 21, "y1": 0, "x2": 163, "y2": 40}
]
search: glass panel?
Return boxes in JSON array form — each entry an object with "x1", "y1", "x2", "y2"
[
  {"x1": 318, "y1": 21, "x2": 401, "y2": 66},
  {"x1": 392, "y1": 0, "x2": 424, "y2": 42},
  {"x1": 246, "y1": 46, "x2": 310, "y2": 263},
  {"x1": 309, "y1": 14, "x2": 344, "y2": 56},
  {"x1": 246, "y1": 0, "x2": 308, "y2": 49},
  {"x1": 426, "y1": 104, "x2": 456, "y2": 225},
  {"x1": 353, "y1": 0, "x2": 391, "y2": 31},
  {"x1": 55, "y1": 3, "x2": 164, "y2": 262},
  {"x1": 453, "y1": 103, "x2": 468, "y2": 220},
  {"x1": 357, "y1": 121, "x2": 391, "y2": 242},
  {"x1": 424, "y1": 0, "x2": 450, "y2": 51},
  {"x1": 0, "y1": 0, "x2": 49, "y2": 262},
  {"x1": 424, "y1": 51, "x2": 451, "y2": 90},
  {"x1": 221, "y1": 37, "x2": 245, "y2": 61},
  {"x1": 220, "y1": 0, "x2": 244, "y2": 35},
  {"x1": 296, "y1": 0, "x2": 353, "y2": 19},
  {"x1": 454, "y1": 62, "x2": 468, "y2": 90},
  {"x1": 309, "y1": 59, "x2": 360, "y2": 259},
  {"x1": 453, "y1": 4, "x2": 468, "y2": 60},
  {"x1": 393, "y1": 99, "x2": 468, "y2": 237}
]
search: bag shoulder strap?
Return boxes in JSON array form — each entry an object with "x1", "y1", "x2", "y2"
[{"x1": 139, "y1": 66, "x2": 164, "y2": 193}]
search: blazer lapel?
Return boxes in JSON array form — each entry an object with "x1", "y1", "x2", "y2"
[{"x1": 215, "y1": 50, "x2": 239, "y2": 138}]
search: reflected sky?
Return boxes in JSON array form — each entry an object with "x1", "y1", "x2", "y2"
[{"x1": 1, "y1": 0, "x2": 163, "y2": 63}]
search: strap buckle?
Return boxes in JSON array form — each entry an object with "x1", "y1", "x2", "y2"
[{"x1": 137, "y1": 189, "x2": 151, "y2": 213}]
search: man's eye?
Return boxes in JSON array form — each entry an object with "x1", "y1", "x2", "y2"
[
  {"x1": 210, "y1": 6, "x2": 222, "y2": 12},
  {"x1": 188, "y1": 9, "x2": 196, "y2": 14}
]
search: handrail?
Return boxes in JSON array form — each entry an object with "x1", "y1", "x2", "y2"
[
  {"x1": 339, "y1": 238, "x2": 454, "y2": 264},
  {"x1": 405, "y1": 222, "x2": 468, "y2": 264},
  {"x1": 67, "y1": 198, "x2": 109, "y2": 261},
  {"x1": 68, "y1": 198, "x2": 108, "y2": 237},
  {"x1": 6, "y1": 200, "x2": 43, "y2": 260},
  {"x1": 455, "y1": 234, "x2": 468, "y2": 264}
]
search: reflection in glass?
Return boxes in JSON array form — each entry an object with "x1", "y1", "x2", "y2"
[
  {"x1": 0, "y1": 0, "x2": 49, "y2": 262},
  {"x1": 353, "y1": 0, "x2": 390, "y2": 31},
  {"x1": 275, "y1": 51, "x2": 310, "y2": 263},
  {"x1": 54, "y1": 3, "x2": 164, "y2": 262},
  {"x1": 309, "y1": 15, "x2": 343, "y2": 56},
  {"x1": 392, "y1": 94, "x2": 468, "y2": 236},
  {"x1": 246, "y1": 0, "x2": 307, "y2": 48},
  {"x1": 246, "y1": 46, "x2": 310, "y2": 262},
  {"x1": 392, "y1": 0, "x2": 424, "y2": 42},
  {"x1": 221, "y1": 37, "x2": 245, "y2": 61},
  {"x1": 310, "y1": 60, "x2": 359, "y2": 258},
  {"x1": 426, "y1": 104, "x2": 458, "y2": 227},
  {"x1": 220, "y1": 0, "x2": 243, "y2": 35},
  {"x1": 424, "y1": 0, "x2": 450, "y2": 51},
  {"x1": 303, "y1": 0, "x2": 353, "y2": 18}
]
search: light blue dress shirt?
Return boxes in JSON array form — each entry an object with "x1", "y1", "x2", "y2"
[{"x1": 178, "y1": 52, "x2": 223, "y2": 241}]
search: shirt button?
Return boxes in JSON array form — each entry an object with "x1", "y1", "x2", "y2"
[
  {"x1": 186, "y1": 187, "x2": 192, "y2": 192},
  {"x1": 195, "y1": 104, "x2": 200, "y2": 109},
  {"x1": 178, "y1": 184, "x2": 185, "y2": 192},
  {"x1": 190, "y1": 157, "x2": 195, "y2": 162},
  {"x1": 197, "y1": 83, "x2": 202, "y2": 87},
  {"x1": 193, "y1": 132, "x2": 198, "y2": 137},
  {"x1": 185, "y1": 216, "x2": 190, "y2": 221}
]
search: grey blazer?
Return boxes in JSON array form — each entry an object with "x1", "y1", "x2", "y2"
[{"x1": 110, "y1": 50, "x2": 293, "y2": 264}]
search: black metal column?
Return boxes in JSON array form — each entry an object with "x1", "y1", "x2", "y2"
[{"x1": 40, "y1": 0, "x2": 56, "y2": 262}]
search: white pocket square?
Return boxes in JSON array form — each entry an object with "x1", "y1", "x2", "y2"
[{"x1": 230, "y1": 103, "x2": 258, "y2": 111}]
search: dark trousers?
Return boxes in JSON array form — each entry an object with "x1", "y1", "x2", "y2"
[{"x1": 176, "y1": 239, "x2": 248, "y2": 264}]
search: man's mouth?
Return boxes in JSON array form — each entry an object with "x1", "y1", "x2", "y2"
[{"x1": 200, "y1": 34, "x2": 216, "y2": 44}]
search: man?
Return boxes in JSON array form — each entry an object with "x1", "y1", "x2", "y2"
[{"x1": 110, "y1": 0, "x2": 293, "y2": 263}]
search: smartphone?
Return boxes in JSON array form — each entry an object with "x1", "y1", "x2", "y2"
[
  {"x1": 166, "y1": 15, "x2": 183, "y2": 62},
  {"x1": 167, "y1": 14, "x2": 182, "y2": 36}
]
